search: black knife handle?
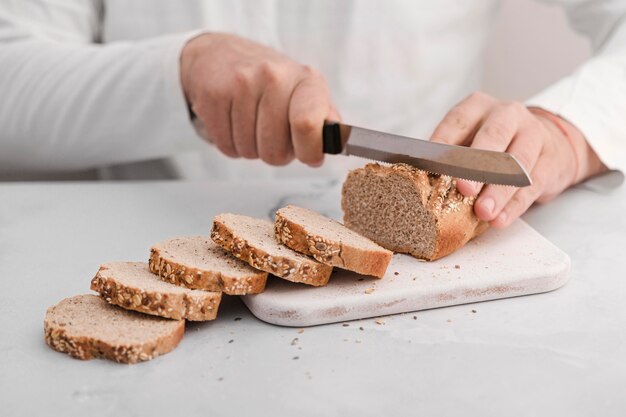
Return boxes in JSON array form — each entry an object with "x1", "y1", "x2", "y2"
[{"x1": 323, "y1": 121, "x2": 343, "y2": 154}]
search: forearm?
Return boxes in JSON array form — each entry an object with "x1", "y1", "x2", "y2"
[
  {"x1": 0, "y1": 33, "x2": 199, "y2": 173},
  {"x1": 528, "y1": 0, "x2": 626, "y2": 173}
]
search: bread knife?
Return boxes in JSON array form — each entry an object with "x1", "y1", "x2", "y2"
[{"x1": 323, "y1": 121, "x2": 531, "y2": 187}]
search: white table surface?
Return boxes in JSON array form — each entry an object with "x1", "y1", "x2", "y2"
[{"x1": 1, "y1": 176, "x2": 625, "y2": 417}]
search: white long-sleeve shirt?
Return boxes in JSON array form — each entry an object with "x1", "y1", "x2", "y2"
[{"x1": 0, "y1": 0, "x2": 625, "y2": 180}]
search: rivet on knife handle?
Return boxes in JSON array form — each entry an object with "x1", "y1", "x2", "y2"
[{"x1": 323, "y1": 121, "x2": 343, "y2": 154}]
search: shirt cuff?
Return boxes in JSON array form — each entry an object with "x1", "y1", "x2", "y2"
[{"x1": 146, "y1": 30, "x2": 206, "y2": 153}]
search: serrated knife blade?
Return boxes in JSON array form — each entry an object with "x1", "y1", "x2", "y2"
[{"x1": 322, "y1": 121, "x2": 531, "y2": 187}]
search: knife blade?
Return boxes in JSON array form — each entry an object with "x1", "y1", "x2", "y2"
[{"x1": 322, "y1": 121, "x2": 531, "y2": 187}]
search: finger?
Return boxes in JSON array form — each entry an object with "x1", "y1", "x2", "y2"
[
  {"x1": 256, "y1": 63, "x2": 294, "y2": 166},
  {"x1": 289, "y1": 68, "x2": 331, "y2": 167},
  {"x1": 430, "y1": 91, "x2": 495, "y2": 146},
  {"x1": 490, "y1": 158, "x2": 548, "y2": 228},
  {"x1": 230, "y1": 69, "x2": 261, "y2": 159},
  {"x1": 196, "y1": 97, "x2": 238, "y2": 158},
  {"x1": 473, "y1": 126, "x2": 544, "y2": 221},
  {"x1": 457, "y1": 102, "x2": 527, "y2": 196}
]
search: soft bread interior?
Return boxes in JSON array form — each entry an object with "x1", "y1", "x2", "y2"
[{"x1": 342, "y1": 166, "x2": 437, "y2": 258}]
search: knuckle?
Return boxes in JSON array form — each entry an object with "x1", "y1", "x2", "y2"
[
  {"x1": 505, "y1": 101, "x2": 527, "y2": 116},
  {"x1": 259, "y1": 61, "x2": 284, "y2": 85},
  {"x1": 443, "y1": 108, "x2": 471, "y2": 131},
  {"x1": 467, "y1": 91, "x2": 491, "y2": 103},
  {"x1": 216, "y1": 143, "x2": 238, "y2": 158},
  {"x1": 530, "y1": 174, "x2": 545, "y2": 191},
  {"x1": 300, "y1": 64, "x2": 321, "y2": 80},
  {"x1": 296, "y1": 152, "x2": 322, "y2": 165},
  {"x1": 508, "y1": 193, "x2": 530, "y2": 213},
  {"x1": 207, "y1": 84, "x2": 231, "y2": 102},
  {"x1": 232, "y1": 138, "x2": 257, "y2": 159},
  {"x1": 261, "y1": 151, "x2": 291, "y2": 166},
  {"x1": 232, "y1": 67, "x2": 254, "y2": 90},
  {"x1": 239, "y1": 149, "x2": 258, "y2": 159},
  {"x1": 481, "y1": 122, "x2": 510, "y2": 143},
  {"x1": 292, "y1": 115, "x2": 318, "y2": 136},
  {"x1": 512, "y1": 151, "x2": 533, "y2": 172}
]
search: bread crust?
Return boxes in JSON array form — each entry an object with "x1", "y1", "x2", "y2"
[
  {"x1": 211, "y1": 216, "x2": 333, "y2": 286},
  {"x1": 91, "y1": 263, "x2": 222, "y2": 321},
  {"x1": 342, "y1": 163, "x2": 488, "y2": 261},
  {"x1": 44, "y1": 295, "x2": 184, "y2": 364},
  {"x1": 274, "y1": 207, "x2": 392, "y2": 278},
  {"x1": 148, "y1": 243, "x2": 268, "y2": 295}
]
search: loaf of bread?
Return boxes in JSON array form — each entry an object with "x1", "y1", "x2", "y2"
[
  {"x1": 275, "y1": 205, "x2": 392, "y2": 278},
  {"x1": 342, "y1": 163, "x2": 488, "y2": 261},
  {"x1": 149, "y1": 236, "x2": 268, "y2": 295},
  {"x1": 91, "y1": 261, "x2": 222, "y2": 321},
  {"x1": 211, "y1": 213, "x2": 333, "y2": 286},
  {"x1": 44, "y1": 294, "x2": 184, "y2": 364}
]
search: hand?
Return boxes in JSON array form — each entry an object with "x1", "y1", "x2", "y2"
[
  {"x1": 430, "y1": 92, "x2": 607, "y2": 228},
  {"x1": 180, "y1": 33, "x2": 339, "y2": 167}
]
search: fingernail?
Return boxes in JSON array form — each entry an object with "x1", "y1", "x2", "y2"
[{"x1": 481, "y1": 198, "x2": 495, "y2": 216}]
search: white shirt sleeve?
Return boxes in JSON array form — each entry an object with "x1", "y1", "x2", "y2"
[
  {"x1": 0, "y1": 0, "x2": 200, "y2": 173},
  {"x1": 526, "y1": 0, "x2": 626, "y2": 171}
]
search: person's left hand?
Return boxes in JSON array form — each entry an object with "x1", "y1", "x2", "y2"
[{"x1": 430, "y1": 91, "x2": 606, "y2": 228}]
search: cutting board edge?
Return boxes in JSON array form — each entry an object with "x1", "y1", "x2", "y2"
[{"x1": 242, "y1": 258, "x2": 571, "y2": 327}]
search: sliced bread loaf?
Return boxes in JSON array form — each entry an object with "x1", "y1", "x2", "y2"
[
  {"x1": 44, "y1": 294, "x2": 184, "y2": 364},
  {"x1": 149, "y1": 236, "x2": 268, "y2": 294},
  {"x1": 211, "y1": 213, "x2": 333, "y2": 286},
  {"x1": 91, "y1": 261, "x2": 221, "y2": 321},
  {"x1": 274, "y1": 205, "x2": 392, "y2": 278},
  {"x1": 342, "y1": 163, "x2": 488, "y2": 261}
]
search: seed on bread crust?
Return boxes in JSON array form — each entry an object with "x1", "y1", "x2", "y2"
[
  {"x1": 274, "y1": 205, "x2": 392, "y2": 278},
  {"x1": 342, "y1": 163, "x2": 487, "y2": 261},
  {"x1": 147, "y1": 236, "x2": 268, "y2": 295},
  {"x1": 44, "y1": 294, "x2": 184, "y2": 364},
  {"x1": 91, "y1": 262, "x2": 221, "y2": 321},
  {"x1": 211, "y1": 214, "x2": 332, "y2": 286}
]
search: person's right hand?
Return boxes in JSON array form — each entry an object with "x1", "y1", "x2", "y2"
[{"x1": 180, "y1": 33, "x2": 339, "y2": 167}]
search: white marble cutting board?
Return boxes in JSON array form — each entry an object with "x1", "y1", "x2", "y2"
[{"x1": 242, "y1": 219, "x2": 571, "y2": 327}]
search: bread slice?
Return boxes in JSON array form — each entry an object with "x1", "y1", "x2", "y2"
[
  {"x1": 149, "y1": 236, "x2": 268, "y2": 295},
  {"x1": 342, "y1": 163, "x2": 488, "y2": 261},
  {"x1": 44, "y1": 294, "x2": 184, "y2": 364},
  {"x1": 211, "y1": 213, "x2": 333, "y2": 286},
  {"x1": 90, "y1": 261, "x2": 221, "y2": 321},
  {"x1": 274, "y1": 205, "x2": 392, "y2": 278}
]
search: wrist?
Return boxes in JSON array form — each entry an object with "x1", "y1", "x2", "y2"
[
  {"x1": 180, "y1": 33, "x2": 207, "y2": 107},
  {"x1": 529, "y1": 107, "x2": 606, "y2": 185}
]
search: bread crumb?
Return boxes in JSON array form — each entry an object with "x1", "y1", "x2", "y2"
[
  {"x1": 342, "y1": 323, "x2": 349, "y2": 327},
  {"x1": 446, "y1": 319, "x2": 452, "y2": 323},
  {"x1": 234, "y1": 317, "x2": 242, "y2": 321},
  {"x1": 292, "y1": 356, "x2": 299, "y2": 360},
  {"x1": 375, "y1": 319, "x2": 385, "y2": 325},
  {"x1": 454, "y1": 265, "x2": 460, "y2": 269},
  {"x1": 359, "y1": 326, "x2": 364, "y2": 331},
  {"x1": 298, "y1": 328, "x2": 304, "y2": 334},
  {"x1": 365, "y1": 288, "x2": 375, "y2": 294},
  {"x1": 413, "y1": 315, "x2": 417, "y2": 320},
  {"x1": 228, "y1": 339, "x2": 234, "y2": 343},
  {"x1": 394, "y1": 272, "x2": 399, "y2": 276},
  {"x1": 471, "y1": 309, "x2": 477, "y2": 313},
  {"x1": 291, "y1": 337, "x2": 299, "y2": 346}
]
